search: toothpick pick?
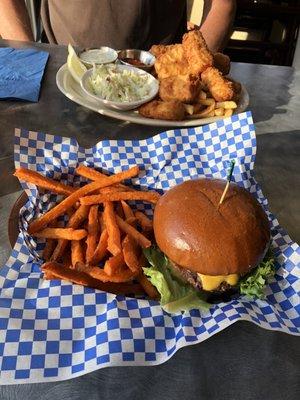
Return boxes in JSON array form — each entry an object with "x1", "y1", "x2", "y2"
[{"x1": 218, "y1": 160, "x2": 235, "y2": 207}]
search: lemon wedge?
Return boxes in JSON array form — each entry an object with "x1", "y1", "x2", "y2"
[{"x1": 67, "y1": 44, "x2": 87, "y2": 83}]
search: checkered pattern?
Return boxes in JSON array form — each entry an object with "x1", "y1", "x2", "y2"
[{"x1": 0, "y1": 111, "x2": 299, "y2": 384}]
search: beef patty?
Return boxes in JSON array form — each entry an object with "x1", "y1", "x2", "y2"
[{"x1": 169, "y1": 261, "x2": 234, "y2": 292}]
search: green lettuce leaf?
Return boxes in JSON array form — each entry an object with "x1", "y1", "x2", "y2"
[
  {"x1": 239, "y1": 252, "x2": 276, "y2": 299},
  {"x1": 143, "y1": 247, "x2": 210, "y2": 313}
]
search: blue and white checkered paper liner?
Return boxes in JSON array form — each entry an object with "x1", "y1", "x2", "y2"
[{"x1": 0, "y1": 111, "x2": 299, "y2": 384}]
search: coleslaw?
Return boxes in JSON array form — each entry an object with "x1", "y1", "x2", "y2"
[{"x1": 89, "y1": 64, "x2": 153, "y2": 102}]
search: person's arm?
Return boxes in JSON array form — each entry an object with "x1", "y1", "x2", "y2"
[
  {"x1": 200, "y1": 0, "x2": 236, "y2": 52},
  {"x1": 0, "y1": 0, "x2": 34, "y2": 41}
]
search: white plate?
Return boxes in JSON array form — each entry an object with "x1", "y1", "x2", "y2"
[
  {"x1": 80, "y1": 64, "x2": 159, "y2": 110},
  {"x1": 56, "y1": 63, "x2": 249, "y2": 127}
]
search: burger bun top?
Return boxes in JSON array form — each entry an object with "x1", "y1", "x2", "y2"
[{"x1": 153, "y1": 178, "x2": 270, "y2": 276}]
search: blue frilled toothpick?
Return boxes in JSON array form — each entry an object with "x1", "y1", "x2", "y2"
[{"x1": 218, "y1": 160, "x2": 235, "y2": 206}]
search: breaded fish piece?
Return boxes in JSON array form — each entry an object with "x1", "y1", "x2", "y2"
[
  {"x1": 138, "y1": 100, "x2": 186, "y2": 121},
  {"x1": 159, "y1": 74, "x2": 200, "y2": 104},
  {"x1": 227, "y1": 78, "x2": 242, "y2": 103},
  {"x1": 201, "y1": 67, "x2": 234, "y2": 102},
  {"x1": 154, "y1": 44, "x2": 190, "y2": 80},
  {"x1": 150, "y1": 44, "x2": 169, "y2": 58},
  {"x1": 182, "y1": 30, "x2": 213, "y2": 75},
  {"x1": 213, "y1": 52, "x2": 231, "y2": 75}
]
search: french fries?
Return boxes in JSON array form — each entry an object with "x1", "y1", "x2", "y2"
[
  {"x1": 205, "y1": 111, "x2": 215, "y2": 117},
  {"x1": 199, "y1": 98, "x2": 215, "y2": 106},
  {"x1": 186, "y1": 96, "x2": 237, "y2": 119},
  {"x1": 34, "y1": 227, "x2": 87, "y2": 240},
  {"x1": 121, "y1": 200, "x2": 135, "y2": 220},
  {"x1": 99, "y1": 212, "x2": 106, "y2": 231},
  {"x1": 51, "y1": 204, "x2": 89, "y2": 262},
  {"x1": 76, "y1": 164, "x2": 112, "y2": 182},
  {"x1": 76, "y1": 164, "x2": 136, "y2": 192},
  {"x1": 87, "y1": 265, "x2": 138, "y2": 283},
  {"x1": 14, "y1": 167, "x2": 75, "y2": 196},
  {"x1": 104, "y1": 252, "x2": 127, "y2": 276},
  {"x1": 125, "y1": 216, "x2": 137, "y2": 227},
  {"x1": 214, "y1": 107, "x2": 225, "y2": 116},
  {"x1": 190, "y1": 101, "x2": 215, "y2": 118},
  {"x1": 138, "y1": 273, "x2": 159, "y2": 299},
  {"x1": 42, "y1": 239, "x2": 56, "y2": 261},
  {"x1": 104, "y1": 201, "x2": 122, "y2": 256},
  {"x1": 183, "y1": 104, "x2": 194, "y2": 115},
  {"x1": 100, "y1": 186, "x2": 129, "y2": 195},
  {"x1": 115, "y1": 215, "x2": 152, "y2": 248},
  {"x1": 224, "y1": 109, "x2": 233, "y2": 117},
  {"x1": 86, "y1": 205, "x2": 99, "y2": 263},
  {"x1": 42, "y1": 220, "x2": 58, "y2": 261},
  {"x1": 42, "y1": 262, "x2": 144, "y2": 295},
  {"x1": 89, "y1": 229, "x2": 108, "y2": 265},
  {"x1": 17, "y1": 165, "x2": 160, "y2": 298},
  {"x1": 71, "y1": 240, "x2": 85, "y2": 268},
  {"x1": 135, "y1": 211, "x2": 153, "y2": 232},
  {"x1": 198, "y1": 90, "x2": 207, "y2": 100},
  {"x1": 216, "y1": 101, "x2": 237, "y2": 109},
  {"x1": 28, "y1": 166, "x2": 140, "y2": 234},
  {"x1": 122, "y1": 235, "x2": 141, "y2": 272},
  {"x1": 80, "y1": 191, "x2": 160, "y2": 205}
]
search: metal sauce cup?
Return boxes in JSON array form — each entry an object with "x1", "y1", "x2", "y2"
[{"x1": 118, "y1": 49, "x2": 155, "y2": 72}]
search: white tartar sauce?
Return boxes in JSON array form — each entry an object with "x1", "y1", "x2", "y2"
[{"x1": 79, "y1": 48, "x2": 117, "y2": 65}]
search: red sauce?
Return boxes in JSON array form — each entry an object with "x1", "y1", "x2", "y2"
[{"x1": 121, "y1": 58, "x2": 147, "y2": 67}]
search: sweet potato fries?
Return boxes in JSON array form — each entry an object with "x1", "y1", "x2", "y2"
[{"x1": 15, "y1": 165, "x2": 159, "y2": 299}]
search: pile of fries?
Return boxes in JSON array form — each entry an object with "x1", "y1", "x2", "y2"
[
  {"x1": 14, "y1": 165, "x2": 160, "y2": 298},
  {"x1": 183, "y1": 96, "x2": 237, "y2": 119}
]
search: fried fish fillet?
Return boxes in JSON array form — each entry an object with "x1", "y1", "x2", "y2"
[
  {"x1": 213, "y1": 52, "x2": 231, "y2": 75},
  {"x1": 201, "y1": 67, "x2": 234, "y2": 102},
  {"x1": 154, "y1": 44, "x2": 190, "y2": 80},
  {"x1": 227, "y1": 78, "x2": 242, "y2": 103},
  {"x1": 150, "y1": 44, "x2": 169, "y2": 58},
  {"x1": 138, "y1": 100, "x2": 186, "y2": 121},
  {"x1": 159, "y1": 74, "x2": 200, "y2": 104},
  {"x1": 182, "y1": 30, "x2": 213, "y2": 75}
]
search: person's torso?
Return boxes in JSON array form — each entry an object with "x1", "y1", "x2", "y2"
[{"x1": 41, "y1": 0, "x2": 187, "y2": 49}]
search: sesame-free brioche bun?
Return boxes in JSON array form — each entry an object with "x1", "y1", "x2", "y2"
[{"x1": 153, "y1": 179, "x2": 270, "y2": 276}]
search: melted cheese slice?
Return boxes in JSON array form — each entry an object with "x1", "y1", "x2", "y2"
[{"x1": 197, "y1": 273, "x2": 239, "y2": 291}]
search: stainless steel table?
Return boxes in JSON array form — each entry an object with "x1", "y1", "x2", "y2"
[{"x1": 0, "y1": 40, "x2": 299, "y2": 400}]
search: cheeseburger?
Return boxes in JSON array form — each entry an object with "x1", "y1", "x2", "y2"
[{"x1": 152, "y1": 178, "x2": 271, "y2": 295}]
